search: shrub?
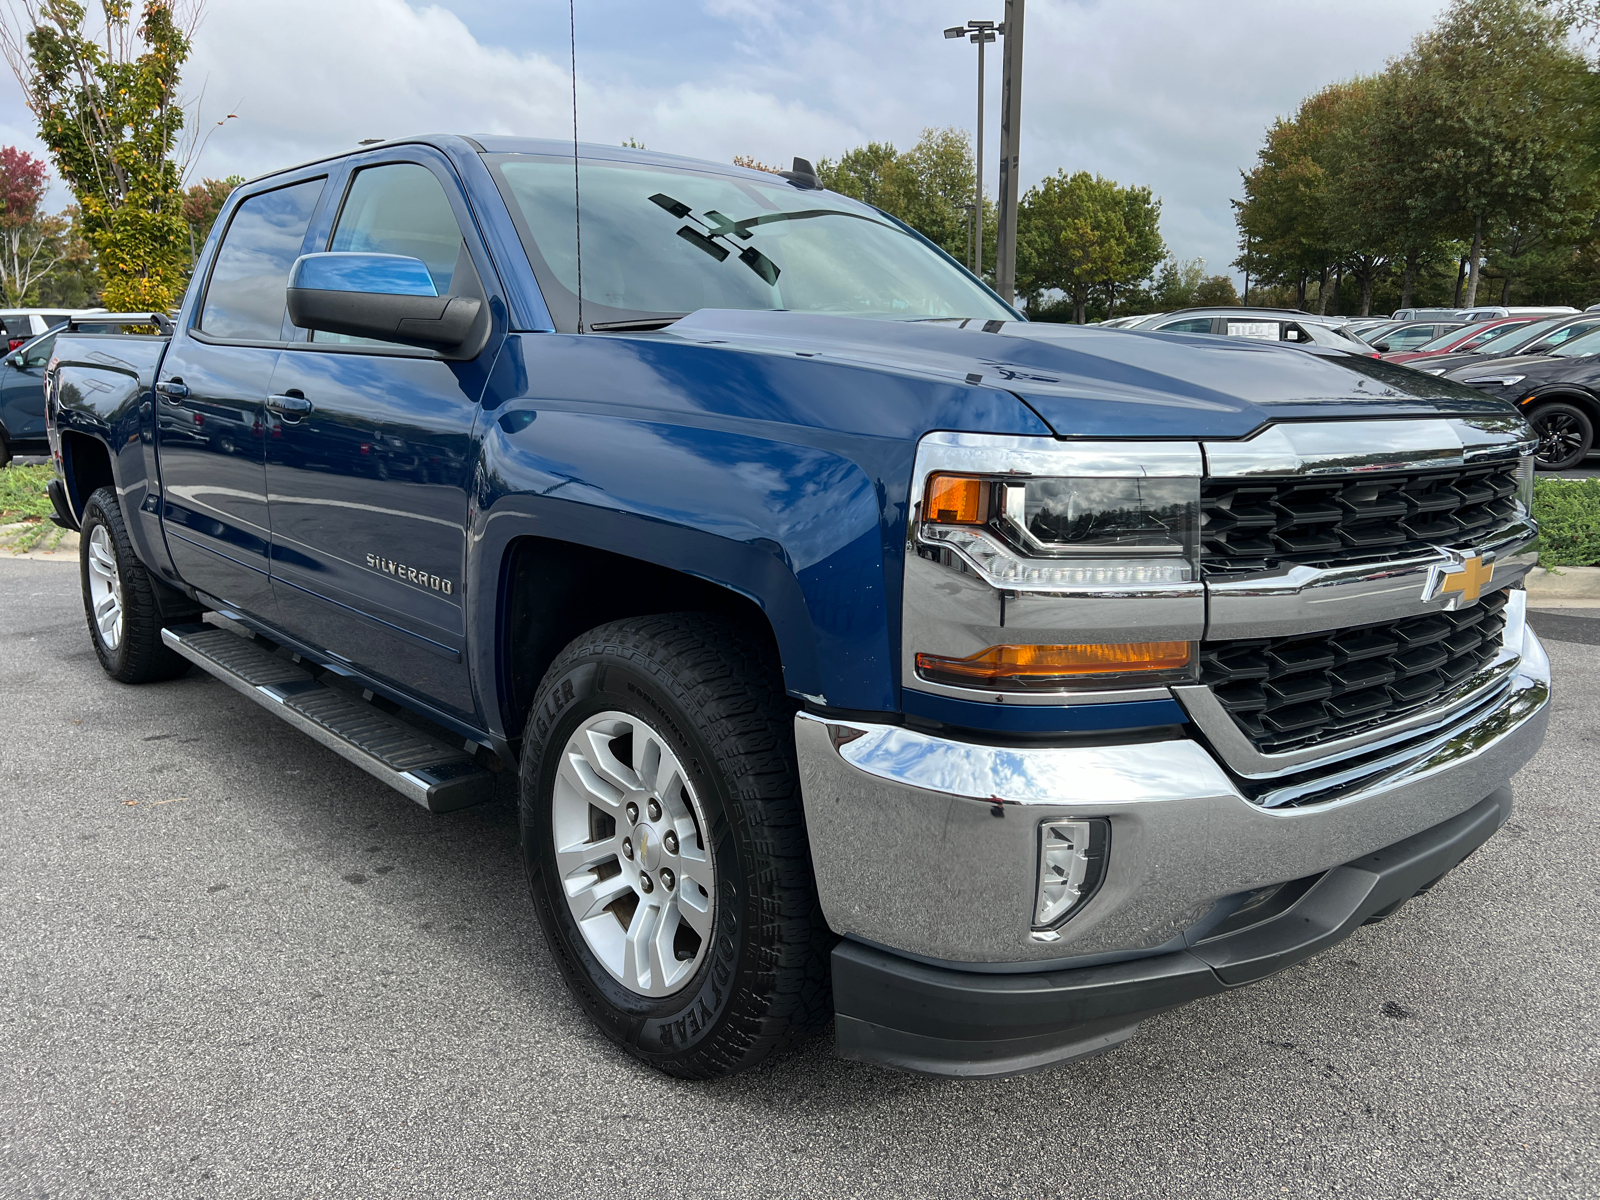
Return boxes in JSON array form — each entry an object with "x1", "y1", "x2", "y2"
[{"x1": 1533, "y1": 477, "x2": 1600, "y2": 567}]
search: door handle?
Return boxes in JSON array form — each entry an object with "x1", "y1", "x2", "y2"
[
  {"x1": 155, "y1": 379, "x2": 188, "y2": 402},
  {"x1": 266, "y1": 392, "x2": 313, "y2": 417}
]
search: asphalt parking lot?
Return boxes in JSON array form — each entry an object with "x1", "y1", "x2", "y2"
[{"x1": 2, "y1": 559, "x2": 1596, "y2": 1200}]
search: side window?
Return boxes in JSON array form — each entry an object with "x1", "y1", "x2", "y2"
[
  {"x1": 308, "y1": 162, "x2": 470, "y2": 345},
  {"x1": 200, "y1": 179, "x2": 324, "y2": 341},
  {"x1": 1536, "y1": 321, "x2": 1599, "y2": 351},
  {"x1": 23, "y1": 332, "x2": 55, "y2": 366},
  {"x1": 1159, "y1": 317, "x2": 1215, "y2": 334}
]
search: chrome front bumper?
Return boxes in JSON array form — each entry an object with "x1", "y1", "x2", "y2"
[{"x1": 796, "y1": 618, "x2": 1550, "y2": 966}]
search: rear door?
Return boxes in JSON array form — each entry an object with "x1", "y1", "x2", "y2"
[
  {"x1": 156, "y1": 176, "x2": 326, "y2": 616},
  {"x1": 264, "y1": 151, "x2": 502, "y2": 719}
]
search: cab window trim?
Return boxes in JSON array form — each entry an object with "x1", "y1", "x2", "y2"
[{"x1": 190, "y1": 173, "x2": 329, "y2": 348}]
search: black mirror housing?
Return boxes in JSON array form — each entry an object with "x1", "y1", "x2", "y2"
[{"x1": 287, "y1": 287, "x2": 484, "y2": 356}]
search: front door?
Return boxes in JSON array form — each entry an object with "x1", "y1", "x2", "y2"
[
  {"x1": 265, "y1": 157, "x2": 499, "y2": 719},
  {"x1": 156, "y1": 177, "x2": 325, "y2": 616}
]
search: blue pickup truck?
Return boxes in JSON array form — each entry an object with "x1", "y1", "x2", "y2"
[{"x1": 45, "y1": 136, "x2": 1550, "y2": 1079}]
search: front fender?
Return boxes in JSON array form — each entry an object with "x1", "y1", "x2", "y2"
[{"x1": 465, "y1": 332, "x2": 1050, "y2": 733}]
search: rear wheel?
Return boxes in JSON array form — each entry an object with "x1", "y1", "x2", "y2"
[
  {"x1": 1530, "y1": 401, "x2": 1595, "y2": 471},
  {"x1": 79, "y1": 487, "x2": 192, "y2": 683},
  {"x1": 519, "y1": 614, "x2": 831, "y2": 1078}
]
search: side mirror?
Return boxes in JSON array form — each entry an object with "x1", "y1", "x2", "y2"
[
  {"x1": 285, "y1": 252, "x2": 484, "y2": 356},
  {"x1": 1373, "y1": 342, "x2": 1391, "y2": 353},
  {"x1": 5, "y1": 353, "x2": 22, "y2": 369}
]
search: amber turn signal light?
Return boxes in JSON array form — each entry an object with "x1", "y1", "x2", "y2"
[
  {"x1": 924, "y1": 474, "x2": 987, "y2": 525},
  {"x1": 917, "y1": 641, "x2": 1193, "y2": 689}
]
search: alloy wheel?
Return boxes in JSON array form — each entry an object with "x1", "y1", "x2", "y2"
[
  {"x1": 86, "y1": 523, "x2": 123, "y2": 651},
  {"x1": 1534, "y1": 410, "x2": 1588, "y2": 469},
  {"x1": 551, "y1": 710, "x2": 716, "y2": 998}
]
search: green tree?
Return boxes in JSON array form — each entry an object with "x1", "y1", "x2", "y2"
[
  {"x1": 1233, "y1": 83, "x2": 1349, "y2": 311},
  {"x1": 1016, "y1": 170, "x2": 1167, "y2": 323},
  {"x1": 2, "y1": 1, "x2": 201, "y2": 313},
  {"x1": 815, "y1": 128, "x2": 994, "y2": 270},
  {"x1": 1401, "y1": 0, "x2": 1590, "y2": 305},
  {"x1": 1193, "y1": 274, "x2": 1240, "y2": 306}
]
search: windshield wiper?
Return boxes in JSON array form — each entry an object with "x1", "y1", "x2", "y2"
[
  {"x1": 651, "y1": 191, "x2": 782, "y2": 286},
  {"x1": 588, "y1": 316, "x2": 686, "y2": 332}
]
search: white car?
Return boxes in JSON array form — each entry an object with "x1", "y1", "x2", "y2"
[
  {"x1": 0, "y1": 307, "x2": 107, "y2": 351},
  {"x1": 1129, "y1": 307, "x2": 1377, "y2": 355}
]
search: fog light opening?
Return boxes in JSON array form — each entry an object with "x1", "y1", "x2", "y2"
[{"x1": 1034, "y1": 817, "x2": 1110, "y2": 929}]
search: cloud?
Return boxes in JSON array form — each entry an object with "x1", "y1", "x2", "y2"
[{"x1": 0, "y1": 0, "x2": 1450, "y2": 279}]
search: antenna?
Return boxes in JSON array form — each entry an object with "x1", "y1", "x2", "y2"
[{"x1": 569, "y1": 0, "x2": 584, "y2": 332}]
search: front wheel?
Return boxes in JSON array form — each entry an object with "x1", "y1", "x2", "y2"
[
  {"x1": 1530, "y1": 401, "x2": 1595, "y2": 471},
  {"x1": 79, "y1": 487, "x2": 193, "y2": 684},
  {"x1": 519, "y1": 614, "x2": 831, "y2": 1078}
]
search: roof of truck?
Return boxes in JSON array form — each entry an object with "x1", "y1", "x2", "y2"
[{"x1": 242, "y1": 134, "x2": 782, "y2": 190}]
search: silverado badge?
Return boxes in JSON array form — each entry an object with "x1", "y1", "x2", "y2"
[
  {"x1": 366, "y1": 553, "x2": 454, "y2": 595},
  {"x1": 1424, "y1": 551, "x2": 1493, "y2": 608}
]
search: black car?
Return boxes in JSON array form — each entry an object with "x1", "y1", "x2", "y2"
[
  {"x1": 1445, "y1": 325, "x2": 1600, "y2": 468},
  {"x1": 1410, "y1": 313, "x2": 1600, "y2": 379}
]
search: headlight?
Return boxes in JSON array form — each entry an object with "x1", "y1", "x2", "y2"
[
  {"x1": 1461, "y1": 374, "x2": 1525, "y2": 387},
  {"x1": 919, "y1": 473, "x2": 1198, "y2": 587},
  {"x1": 1422, "y1": 367, "x2": 1447, "y2": 376},
  {"x1": 904, "y1": 434, "x2": 1205, "y2": 697}
]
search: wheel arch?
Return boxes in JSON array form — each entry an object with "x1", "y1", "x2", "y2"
[
  {"x1": 58, "y1": 429, "x2": 114, "y2": 520},
  {"x1": 485, "y1": 534, "x2": 805, "y2": 760}
]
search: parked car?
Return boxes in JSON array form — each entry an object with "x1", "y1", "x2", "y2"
[
  {"x1": 1093, "y1": 314, "x2": 1146, "y2": 328},
  {"x1": 1388, "y1": 307, "x2": 1474, "y2": 322},
  {"x1": 1130, "y1": 307, "x2": 1375, "y2": 354},
  {"x1": 1383, "y1": 317, "x2": 1537, "y2": 364},
  {"x1": 0, "y1": 307, "x2": 106, "y2": 352},
  {"x1": 1342, "y1": 316, "x2": 1399, "y2": 337},
  {"x1": 1458, "y1": 305, "x2": 1579, "y2": 323},
  {"x1": 1447, "y1": 324, "x2": 1600, "y2": 468},
  {"x1": 1367, "y1": 321, "x2": 1464, "y2": 354},
  {"x1": 0, "y1": 321, "x2": 119, "y2": 465},
  {"x1": 1410, "y1": 313, "x2": 1600, "y2": 376},
  {"x1": 45, "y1": 135, "x2": 1549, "y2": 1081}
]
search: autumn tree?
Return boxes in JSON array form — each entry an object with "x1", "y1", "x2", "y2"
[
  {"x1": 181, "y1": 174, "x2": 241, "y2": 265},
  {"x1": 1, "y1": 1, "x2": 205, "y2": 313},
  {"x1": 0, "y1": 145, "x2": 72, "y2": 305}
]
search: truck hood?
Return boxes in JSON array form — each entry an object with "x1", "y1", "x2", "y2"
[{"x1": 664, "y1": 310, "x2": 1515, "y2": 439}]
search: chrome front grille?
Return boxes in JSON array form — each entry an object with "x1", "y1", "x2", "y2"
[
  {"x1": 1200, "y1": 460, "x2": 1522, "y2": 574},
  {"x1": 1199, "y1": 590, "x2": 1509, "y2": 755}
]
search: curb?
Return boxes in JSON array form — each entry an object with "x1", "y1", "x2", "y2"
[
  {"x1": 1, "y1": 525, "x2": 78, "y2": 561},
  {"x1": 1525, "y1": 565, "x2": 1600, "y2": 600}
]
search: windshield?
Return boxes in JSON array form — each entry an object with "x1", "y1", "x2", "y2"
[
  {"x1": 1418, "y1": 321, "x2": 1525, "y2": 353},
  {"x1": 487, "y1": 155, "x2": 1014, "y2": 331},
  {"x1": 1473, "y1": 317, "x2": 1565, "y2": 353}
]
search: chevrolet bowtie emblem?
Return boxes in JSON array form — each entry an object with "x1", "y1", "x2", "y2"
[{"x1": 1426, "y1": 552, "x2": 1494, "y2": 607}]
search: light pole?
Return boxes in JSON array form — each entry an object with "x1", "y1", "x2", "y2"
[
  {"x1": 945, "y1": 19, "x2": 996, "y2": 279},
  {"x1": 994, "y1": 0, "x2": 1025, "y2": 306}
]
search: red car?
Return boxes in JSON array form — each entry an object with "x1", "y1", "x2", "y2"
[{"x1": 1382, "y1": 316, "x2": 1536, "y2": 363}]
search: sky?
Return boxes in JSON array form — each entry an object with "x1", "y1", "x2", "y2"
[{"x1": 0, "y1": 0, "x2": 1454, "y2": 282}]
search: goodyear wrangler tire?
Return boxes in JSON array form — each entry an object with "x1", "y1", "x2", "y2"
[{"x1": 519, "y1": 613, "x2": 832, "y2": 1078}]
